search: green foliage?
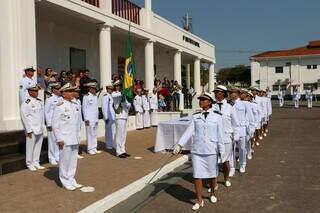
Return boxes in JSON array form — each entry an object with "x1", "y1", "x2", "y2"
[{"x1": 216, "y1": 65, "x2": 251, "y2": 86}]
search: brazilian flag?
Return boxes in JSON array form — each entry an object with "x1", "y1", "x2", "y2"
[{"x1": 123, "y1": 31, "x2": 135, "y2": 99}]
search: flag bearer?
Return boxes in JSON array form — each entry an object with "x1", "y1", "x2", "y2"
[
  {"x1": 102, "y1": 85, "x2": 116, "y2": 149},
  {"x1": 45, "y1": 82, "x2": 62, "y2": 165},
  {"x1": 52, "y1": 83, "x2": 82, "y2": 191},
  {"x1": 173, "y1": 92, "x2": 225, "y2": 210},
  {"x1": 82, "y1": 82, "x2": 101, "y2": 155},
  {"x1": 112, "y1": 80, "x2": 132, "y2": 158},
  {"x1": 20, "y1": 83, "x2": 45, "y2": 171}
]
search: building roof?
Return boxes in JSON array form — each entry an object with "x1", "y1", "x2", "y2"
[{"x1": 251, "y1": 40, "x2": 320, "y2": 59}]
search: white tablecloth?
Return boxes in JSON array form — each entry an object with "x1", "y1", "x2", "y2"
[{"x1": 154, "y1": 117, "x2": 192, "y2": 152}]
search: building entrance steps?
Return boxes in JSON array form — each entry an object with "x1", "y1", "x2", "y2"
[{"x1": 0, "y1": 127, "x2": 187, "y2": 213}]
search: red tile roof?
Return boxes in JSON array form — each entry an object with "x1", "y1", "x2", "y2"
[{"x1": 251, "y1": 41, "x2": 320, "y2": 59}]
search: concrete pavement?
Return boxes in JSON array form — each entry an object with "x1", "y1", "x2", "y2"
[{"x1": 110, "y1": 106, "x2": 320, "y2": 213}]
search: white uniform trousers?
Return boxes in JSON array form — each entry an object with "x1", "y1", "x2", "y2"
[
  {"x1": 104, "y1": 120, "x2": 115, "y2": 148},
  {"x1": 279, "y1": 98, "x2": 284, "y2": 107},
  {"x1": 294, "y1": 99, "x2": 299, "y2": 108},
  {"x1": 245, "y1": 135, "x2": 252, "y2": 156},
  {"x1": 86, "y1": 122, "x2": 98, "y2": 152},
  {"x1": 143, "y1": 111, "x2": 151, "y2": 128},
  {"x1": 235, "y1": 136, "x2": 247, "y2": 167},
  {"x1": 59, "y1": 144, "x2": 79, "y2": 188},
  {"x1": 150, "y1": 109, "x2": 158, "y2": 126},
  {"x1": 115, "y1": 119, "x2": 128, "y2": 156},
  {"x1": 135, "y1": 112, "x2": 144, "y2": 129},
  {"x1": 26, "y1": 133, "x2": 43, "y2": 167},
  {"x1": 47, "y1": 131, "x2": 59, "y2": 163},
  {"x1": 307, "y1": 99, "x2": 312, "y2": 108}
]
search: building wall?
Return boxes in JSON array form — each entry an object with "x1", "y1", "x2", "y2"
[
  {"x1": 251, "y1": 56, "x2": 320, "y2": 94},
  {"x1": 36, "y1": 17, "x2": 100, "y2": 80}
]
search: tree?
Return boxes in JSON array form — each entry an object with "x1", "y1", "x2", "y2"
[{"x1": 216, "y1": 65, "x2": 251, "y2": 87}]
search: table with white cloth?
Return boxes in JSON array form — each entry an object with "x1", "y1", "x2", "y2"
[{"x1": 154, "y1": 117, "x2": 192, "y2": 152}]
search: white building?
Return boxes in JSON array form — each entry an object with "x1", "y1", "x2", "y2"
[
  {"x1": 251, "y1": 40, "x2": 320, "y2": 95},
  {"x1": 0, "y1": 0, "x2": 216, "y2": 132}
]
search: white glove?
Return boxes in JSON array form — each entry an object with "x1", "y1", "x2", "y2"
[{"x1": 173, "y1": 144, "x2": 182, "y2": 155}]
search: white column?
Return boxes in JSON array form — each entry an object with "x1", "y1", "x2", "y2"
[
  {"x1": 173, "y1": 50, "x2": 184, "y2": 110},
  {"x1": 99, "y1": 24, "x2": 112, "y2": 88},
  {"x1": 208, "y1": 63, "x2": 215, "y2": 92},
  {"x1": 186, "y1": 64, "x2": 191, "y2": 89},
  {"x1": 174, "y1": 51, "x2": 182, "y2": 84},
  {"x1": 0, "y1": 0, "x2": 37, "y2": 131},
  {"x1": 194, "y1": 58, "x2": 201, "y2": 94},
  {"x1": 145, "y1": 0, "x2": 152, "y2": 10},
  {"x1": 145, "y1": 40, "x2": 154, "y2": 91},
  {"x1": 192, "y1": 58, "x2": 201, "y2": 109}
]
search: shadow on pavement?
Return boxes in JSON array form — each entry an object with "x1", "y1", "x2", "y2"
[{"x1": 43, "y1": 166, "x2": 61, "y2": 187}]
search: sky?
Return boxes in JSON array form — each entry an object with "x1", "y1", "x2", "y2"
[{"x1": 132, "y1": 0, "x2": 320, "y2": 70}]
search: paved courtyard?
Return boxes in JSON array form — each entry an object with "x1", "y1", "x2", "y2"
[{"x1": 111, "y1": 106, "x2": 320, "y2": 213}]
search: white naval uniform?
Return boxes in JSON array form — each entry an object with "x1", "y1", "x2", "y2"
[
  {"x1": 142, "y1": 95, "x2": 151, "y2": 128},
  {"x1": 149, "y1": 93, "x2": 158, "y2": 126},
  {"x1": 20, "y1": 76, "x2": 36, "y2": 103},
  {"x1": 305, "y1": 90, "x2": 313, "y2": 108},
  {"x1": 112, "y1": 91, "x2": 131, "y2": 156},
  {"x1": 52, "y1": 100, "x2": 80, "y2": 188},
  {"x1": 102, "y1": 93, "x2": 116, "y2": 148},
  {"x1": 133, "y1": 95, "x2": 144, "y2": 129},
  {"x1": 246, "y1": 101, "x2": 258, "y2": 155},
  {"x1": 72, "y1": 98, "x2": 82, "y2": 143},
  {"x1": 82, "y1": 92, "x2": 99, "y2": 152},
  {"x1": 255, "y1": 95, "x2": 265, "y2": 128},
  {"x1": 45, "y1": 94, "x2": 63, "y2": 163},
  {"x1": 278, "y1": 90, "x2": 284, "y2": 107},
  {"x1": 293, "y1": 91, "x2": 300, "y2": 108},
  {"x1": 20, "y1": 97, "x2": 44, "y2": 167},
  {"x1": 214, "y1": 99, "x2": 240, "y2": 167},
  {"x1": 177, "y1": 109, "x2": 225, "y2": 178},
  {"x1": 233, "y1": 98, "x2": 254, "y2": 168}
]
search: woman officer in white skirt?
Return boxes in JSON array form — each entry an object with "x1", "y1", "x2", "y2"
[{"x1": 173, "y1": 92, "x2": 225, "y2": 210}]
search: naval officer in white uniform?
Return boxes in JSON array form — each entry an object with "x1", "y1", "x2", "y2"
[
  {"x1": 149, "y1": 88, "x2": 159, "y2": 127},
  {"x1": 52, "y1": 83, "x2": 82, "y2": 191},
  {"x1": 112, "y1": 80, "x2": 132, "y2": 158},
  {"x1": 20, "y1": 83, "x2": 46, "y2": 171},
  {"x1": 142, "y1": 89, "x2": 151, "y2": 128},
  {"x1": 173, "y1": 92, "x2": 225, "y2": 210},
  {"x1": 82, "y1": 82, "x2": 101, "y2": 155},
  {"x1": 44, "y1": 82, "x2": 62, "y2": 165},
  {"x1": 213, "y1": 85, "x2": 240, "y2": 186},
  {"x1": 133, "y1": 88, "x2": 144, "y2": 130},
  {"x1": 20, "y1": 67, "x2": 36, "y2": 103},
  {"x1": 102, "y1": 85, "x2": 116, "y2": 149}
]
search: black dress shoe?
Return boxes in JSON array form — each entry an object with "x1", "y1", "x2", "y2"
[
  {"x1": 118, "y1": 154, "x2": 127, "y2": 158},
  {"x1": 124, "y1": 153, "x2": 131, "y2": 157}
]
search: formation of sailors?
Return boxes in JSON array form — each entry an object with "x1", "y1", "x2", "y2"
[
  {"x1": 173, "y1": 85, "x2": 272, "y2": 210},
  {"x1": 19, "y1": 67, "x2": 151, "y2": 190},
  {"x1": 278, "y1": 86, "x2": 314, "y2": 109}
]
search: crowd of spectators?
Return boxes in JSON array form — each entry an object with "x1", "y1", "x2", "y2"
[{"x1": 37, "y1": 68, "x2": 196, "y2": 112}]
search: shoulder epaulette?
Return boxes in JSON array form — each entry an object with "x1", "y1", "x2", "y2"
[
  {"x1": 56, "y1": 101, "x2": 64, "y2": 106},
  {"x1": 213, "y1": 110, "x2": 222, "y2": 116},
  {"x1": 193, "y1": 111, "x2": 201, "y2": 115},
  {"x1": 25, "y1": 99, "x2": 30, "y2": 104}
]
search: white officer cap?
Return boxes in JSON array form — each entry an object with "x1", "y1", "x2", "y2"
[
  {"x1": 198, "y1": 92, "x2": 214, "y2": 102},
  {"x1": 48, "y1": 82, "x2": 61, "y2": 89},
  {"x1": 248, "y1": 91, "x2": 254, "y2": 97},
  {"x1": 59, "y1": 83, "x2": 77, "y2": 92},
  {"x1": 84, "y1": 82, "x2": 98, "y2": 89},
  {"x1": 113, "y1": 80, "x2": 121, "y2": 87},
  {"x1": 27, "y1": 83, "x2": 41, "y2": 91},
  {"x1": 213, "y1": 85, "x2": 228, "y2": 92}
]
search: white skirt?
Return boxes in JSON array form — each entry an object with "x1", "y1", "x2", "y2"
[{"x1": 191, "y1": 154, "x2": 218, "y2": 179}]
